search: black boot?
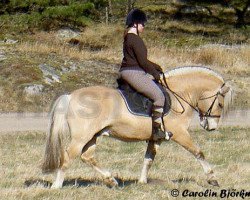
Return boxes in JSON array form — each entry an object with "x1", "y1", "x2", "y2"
[{"x1": 151, "y1": 106, "x2": 172, "y2": 141}]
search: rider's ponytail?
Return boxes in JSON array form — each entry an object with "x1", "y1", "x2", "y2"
[{"x1": 124, "y1": 28, "x2": 129, "y2": 39}]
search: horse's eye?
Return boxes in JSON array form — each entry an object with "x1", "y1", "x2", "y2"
[{"x1": 218, "y1": 103, "x2": 223, "y2": 108}]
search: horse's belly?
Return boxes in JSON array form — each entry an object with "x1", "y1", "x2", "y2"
[{"x1": 110, "y1": 116, "x2": 152, "y2": 141}]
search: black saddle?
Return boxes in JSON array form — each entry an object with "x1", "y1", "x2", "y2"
[{"x1": 117, "y1": 78, "x2": 171, "y2": 117}]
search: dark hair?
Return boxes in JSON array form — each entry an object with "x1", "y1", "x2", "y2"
[{"x1": 126, "y1": 9, "x2": 147, "y2": 28}]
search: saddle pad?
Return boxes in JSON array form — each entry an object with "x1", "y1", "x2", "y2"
[{"x1": 118, "y1": 85, "x2": 171, "y2": 117}]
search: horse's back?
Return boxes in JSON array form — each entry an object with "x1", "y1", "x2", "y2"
[
  {"x1": 71, "y1": 86, "x2": 121, "y2": 102},
  {"x1": 69, "y1": 85, "x2": 125, "y2": 121},
  {"x1": 72, "y1": 85, "x2": 116, "y2": 94}
]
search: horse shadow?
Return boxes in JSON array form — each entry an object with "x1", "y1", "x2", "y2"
[
  {"x1": 24, "y1": 176, "x2": 138, "y2": 188},
  {"x1": 25, "y1": 177, "x2": 198, "y2": 188}
]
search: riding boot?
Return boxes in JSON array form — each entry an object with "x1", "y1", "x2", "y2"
[{"x1": 151, "y1": 106, "x2": 172, "y2": 141}]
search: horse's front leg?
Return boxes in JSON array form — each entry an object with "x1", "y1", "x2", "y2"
[
  {"x1": 139, "y1": 141, "x2": 161, "y2": 184},
  {"x1": 172, "y1": 129, "x2": 219, "y2": 187},
  {"x1": 197, "y1": 154, "x2": 219, "y2": 187}
]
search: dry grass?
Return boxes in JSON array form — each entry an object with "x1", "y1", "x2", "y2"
[
  {"x1": 0, "y1": 127, "x2": 249, "y2": 199},
  {"x1": 1, "y1": 23, "x2": 249, "y2": 110}
]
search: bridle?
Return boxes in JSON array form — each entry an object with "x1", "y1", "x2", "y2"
[
  {"x1": 161, "y1": 73, "x2": 225, "y2": 119},
  {"x1": 198, "y1": 85, "x2": 225, "y2": 119}
]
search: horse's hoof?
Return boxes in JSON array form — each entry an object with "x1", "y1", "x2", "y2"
[
  {"x1": 168, "y1": 132, "x2": 173, "y2": 138},
  {"x1": 208, "y1": 180, "x2": 220, "y2": 187},
  {"x1": 51, "y1": 184, "x2": 62, "y2": 189},
  {"x1": 138, "y1": 179, "x2": 147, "y2": 184},
  {"x1": 105, "y1": 177, "x2": 119, "y2": 187}
]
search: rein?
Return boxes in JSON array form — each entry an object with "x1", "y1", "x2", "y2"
[{"x1": 160, "y1": 73, "x2": 224, "y2": 119}]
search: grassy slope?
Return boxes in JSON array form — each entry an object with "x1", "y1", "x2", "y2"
[
  {"x1": 0, "y1": 2, "x2": 249, "y2": 112},
  {"x1": 0, "y1": 23, "x2": 249, "y2": 112},
  {"x1": 0, "y1": 127, "x2": 249, "y2": 199}
]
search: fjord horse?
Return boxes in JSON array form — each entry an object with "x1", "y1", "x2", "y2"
[{"x1": 42, "y1": 66, "x2": 233, "y2": 188}]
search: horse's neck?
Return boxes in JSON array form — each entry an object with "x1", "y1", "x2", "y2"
[{"x1": 165, "y1": 75, "x2": 218, "y2": 107}]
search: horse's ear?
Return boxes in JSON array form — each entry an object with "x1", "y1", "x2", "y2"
[{"x1": 219, "y1": 83, "x2": 230, "y2": 95}]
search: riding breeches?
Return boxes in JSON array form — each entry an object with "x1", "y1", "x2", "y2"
[{"x1": 120, "y1": 68, "x2": 165, "y2": 107}]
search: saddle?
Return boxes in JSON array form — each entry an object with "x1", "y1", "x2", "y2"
[{"x1": 117, "y1": 78, "x2": 171, "y2": 117}]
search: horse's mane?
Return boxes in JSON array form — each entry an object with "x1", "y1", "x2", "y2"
[
  {"x1": 164, "y1": 66, "x2": 233, "y2": 117},
  {"x1": 164, "y1": 66, "x2": 224, "y2": 82}
]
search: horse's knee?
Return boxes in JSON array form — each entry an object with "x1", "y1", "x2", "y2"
[
  {"x1": 81, "y1": 146, "x2": 98, "y2": 168},
  {"x1": 61, "y1": 150, "x2": 70, "y2": 170},
  {"x1": 81, "y1": 143, "x2": 96, "y2": 160},
  {"x1": 195, "y1": 151, "x2": 205, "y2": 160},
  {"x1": 81, "y1": 154, "x2": 97, "y2": 166}
]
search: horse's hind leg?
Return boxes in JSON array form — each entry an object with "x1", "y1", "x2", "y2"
[
  {"x1": 80, "y1": 136, "x2": 118, "y2": 187},
  {"x1": 139, "y1": 141, "x2": 161, "y2": 184},
  {"x1": 51, "y1": 141, "x2": 84, "y2": 189}
]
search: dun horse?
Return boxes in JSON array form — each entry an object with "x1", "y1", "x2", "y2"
[{"x1": 42, "y1": 66, "x2": 233, "y2": 188}]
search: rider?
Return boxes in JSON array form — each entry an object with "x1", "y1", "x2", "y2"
[{"x1": 120, "y1": 8, "x2": 170, "y2": 141}]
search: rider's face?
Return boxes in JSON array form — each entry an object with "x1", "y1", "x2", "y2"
[
  {"x1": 133, "y1": 23, "x2": 145, "y2": 33},
  {"x1": 137, "y1": 23, "x2": 145, "y2": 33}
]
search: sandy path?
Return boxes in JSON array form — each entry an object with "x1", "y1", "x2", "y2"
[
  {"x1": 0, "y1": 110, "x2": 249, "y2": 133},
  {"x1": 0, "y1": 113, "x2": 49, "y2": 133}
]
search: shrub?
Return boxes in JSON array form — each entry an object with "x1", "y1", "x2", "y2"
[
  {"x1": 42, "y1": 2, "x2": 94, "y2": 19},
  {"x1": 41, "y1": 2, "x2": 94, "y2": 28}
]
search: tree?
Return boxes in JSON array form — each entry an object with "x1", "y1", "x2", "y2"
[
  {"x1": 226, "y1": 0, "x2": 250, "y2": 28},
  {"x1": 127, "y1": 0, "x2": 137, "y2": 13},
  {"x1": 181, "y1": 0, "x2": 250, "y2": 28}
]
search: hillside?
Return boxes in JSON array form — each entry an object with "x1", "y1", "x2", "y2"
[{"x1": 0, "y1": 1, "x2": 249, "y2": 112}]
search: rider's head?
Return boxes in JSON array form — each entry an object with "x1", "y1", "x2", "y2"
[{"x1": 126, "y1": 9, "x2": 147, "y2": 34}]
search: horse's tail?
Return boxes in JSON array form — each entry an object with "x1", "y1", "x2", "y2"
[{"x1": 42, "y1": 94, "x2": 71, "y2": 174}]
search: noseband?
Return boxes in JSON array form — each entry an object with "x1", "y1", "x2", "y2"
[
  {"x1": 161, "y1": 73, "x2": 224, "y2": 119},
  {"x1": 198, "y1": 85, "x2": 225, "y2": 119}
]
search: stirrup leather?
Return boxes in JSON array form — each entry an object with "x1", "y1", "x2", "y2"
[{"x1": 152, "y1": 106, "x2": 172, "y2": 141}]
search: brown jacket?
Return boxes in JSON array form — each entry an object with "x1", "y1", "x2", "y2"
[{"x1": 120, "y1": 33, "x2": 161, "y2": 80}]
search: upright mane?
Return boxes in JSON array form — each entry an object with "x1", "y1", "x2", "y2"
[
  {"x1": 164, "y1": 66, "x2": 224, "y2": 83},
  {"x1": 164, "y1": 66, "x2": 233, "y2": 116}
]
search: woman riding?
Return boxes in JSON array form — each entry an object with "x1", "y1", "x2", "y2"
[{"x1": 119, "y1": 9, "x2": 171, "y2": 141}]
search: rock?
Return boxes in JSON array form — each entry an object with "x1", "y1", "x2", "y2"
[
  {"x1": 4, "y1": 39, "x2": 18, "y2": 44},
  {"x1": 39, "y1": 64, "x2": 61, "y2": 85},
  {"x1": 61, "y1": 67, "x2": 69, "y2": 73},
  {"x1": 57, "y1": 28, "x2": 80, "y2": 39},
  {"x1": 24, "y1": 84, "x2": 44, "y2": 95},
  {"x1": 62, "y1": 63, "x2": 78, "y2": 73},
  {"x1": 69, "y1": 63, "x2": 77, "y2": 71}
]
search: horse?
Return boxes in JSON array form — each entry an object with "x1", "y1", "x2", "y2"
[{"x1": 42, "y1": 66, "x2": 233, "y2": 189}]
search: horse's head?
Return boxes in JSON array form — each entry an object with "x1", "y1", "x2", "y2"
[{"x1": 197, "y1": 82, "x2": 233, "y2": 131}]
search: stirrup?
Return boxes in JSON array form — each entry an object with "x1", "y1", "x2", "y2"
[
  {"x1": 152, "y1": 128, "x2": 165, "y2": 141},
  {"x1": 153, "y1": 131, "x2": 173, "y2": 141},
  {"x1": 152, "y1": 125, "x2": 173, "y2": 141},
  {"x1": 164, "y1": 131, "x2": 173, "y2": 141}
]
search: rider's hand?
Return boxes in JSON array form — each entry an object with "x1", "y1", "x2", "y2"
[
  {"x1": 153, "y1": 71, "x2": 161, "y2": 81},
  {"x1": 155, "y1": 65, "x2": 163, "y2": 73}
]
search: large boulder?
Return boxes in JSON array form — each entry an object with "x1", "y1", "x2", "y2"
[{"x1": 57, "y1": 28, "x2": 80, "y2": 39}]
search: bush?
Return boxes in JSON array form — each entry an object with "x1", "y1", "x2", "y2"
[{"x1": 41, "y1": 2, "x2": 95, "y2": 28}]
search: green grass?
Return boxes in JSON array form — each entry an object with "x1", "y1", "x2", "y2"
[{"x1": 0, "y1": 127, "x2": 249, "y2": 199}]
